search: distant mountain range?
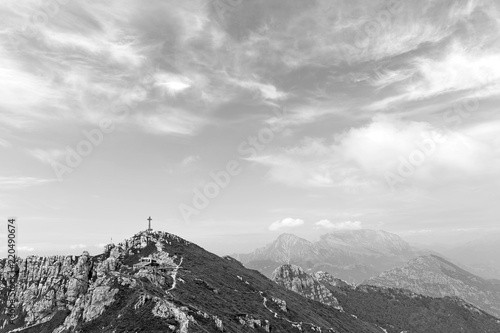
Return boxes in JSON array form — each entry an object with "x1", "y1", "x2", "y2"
[
  {"x1": 1, "y1": 230, "x2": 394, "y2": 333},
  {"x1": 272, "y1": 264, "x2": 500, "y2": 333},
  {"x1": 364, "y1": 254, "x2": 500, "y2": 318},
  {"x1": 234, "y1": 229, "x2": 425, "y2": 283}
]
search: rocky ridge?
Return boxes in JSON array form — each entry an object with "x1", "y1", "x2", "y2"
[
  {"x1": 1, "y1": 230, "x2": 386, "y2": 333},
  {"x1": 271, "y1": 264, "x2": 500, "y2": 333},
  {"x1": 364, "y1": 254, "x2": 500, "y2": 318},
  {"x1": 271, "y1": 264, "x2": 343, "y2": 310}
]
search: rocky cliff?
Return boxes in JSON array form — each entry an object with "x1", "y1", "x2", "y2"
[
  {"x1": 1, "y1": 230, "x2": 386, "y2": 333},
  {"x1": 271, "y1": 264, "x2": 343, "y2": 309}
]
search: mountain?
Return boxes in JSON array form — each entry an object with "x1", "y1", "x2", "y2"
[
  {"x1": 272, "y1": 264, "x2": 500, "y2": 333},
  {"x1": 364, "y1": 254, "x2": 500, "y2": 318},
  {"x1": 270, "y1": 264, "x2": 343, "y2": 310},
  {"x1": 235, "y1": 230, "x2": 423, "y2": 284},
  {"x1": 444, "y1": 233, "x2": 500, "y2": 280},
  {"x1": 316, "y1": 229, "x2": 413, "y2": 256},
  {"x1": 1, "y1": 230, "x2": 389, "y2": 333}
]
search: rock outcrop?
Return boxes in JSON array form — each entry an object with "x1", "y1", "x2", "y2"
[{"x1": 271, "y1": 264, "x2": 343, "y2": 309}]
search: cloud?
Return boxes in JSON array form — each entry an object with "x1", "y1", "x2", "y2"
[
  {"x1": 0, "y1": 0, "x2": 220, "y2": 135},
  {"x1": 154, "y1": 72, "x2": 192, "y2": 96},
  {"x1": 230, "y1": 78, "x2": 287, "y2": 101},
  {"x1": 268, "y1": 217, "x2": 305, "y2": 231},
  {"x1": 18, "y1": 246, "x2": 35, "y2": 252},
  {"x1": 0, "y1": 177, "x2": 56, "y2": 189},
  {"x1": 180, "y1": 155, "x2": 201, "y2": 167},
  {"x1": 402, "y1": 44, "x2": 500, "y2": 102},
  {"x1": 368, "y1": 13, "x2": 500, "y2": 111},
  {"x1": 265, "y1": 103, "x2": 345, "y2": 128},
  {"x1": 70, "y1": 244, "x2": 87, "y2": 249},
  {"x1": 0, "y1": 138, "x2": 12, "y2": 148},
  {"x1": 315, "y1": 220, "x2": 362, "y2": 230},
  {"x1": 27, "y1": 148, "x2": 66, "y2": 164},
  {"x1": 138, "y1": 107, "x2": 206, "y2": 136},
  {"x1": 250, "y1": 116, "x2": 500, "y2": 191}
]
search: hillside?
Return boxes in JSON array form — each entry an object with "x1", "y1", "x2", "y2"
[
  {"x1": 272, "y1": 264, "x2": 500, "y2": 333},
  {"x1": 364, "y1": 254, "x2": 500, "y2": 318},
  {"x1": 0, "y1": 230, "x2": 385, "y2": 333}
]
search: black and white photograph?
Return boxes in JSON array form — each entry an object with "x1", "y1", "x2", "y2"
[{"x1": 1, "y1": 0, "x2": 500, "y2": 332}]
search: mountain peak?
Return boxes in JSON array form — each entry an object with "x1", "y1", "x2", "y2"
[
  {"x1": 1, "y1": 229, "x2": 396, "y2": 333},
  {"x1": 236, "y1": 229, "x2": 420, "y2": 283},
  {"x1": 319, "y1": 229, "x2": 413, "y2": 255},
  {"x1": 275, "y1": 233, "x2": 309, "y2": 242}
]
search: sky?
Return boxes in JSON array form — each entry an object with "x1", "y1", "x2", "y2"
[{"x1": 1, "y1": 0, "x2": 500, "y2": 257}]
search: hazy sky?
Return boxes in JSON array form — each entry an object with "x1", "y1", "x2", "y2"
[{"x1": 1, "y1": 0, "x2": 500, "y2": 256}]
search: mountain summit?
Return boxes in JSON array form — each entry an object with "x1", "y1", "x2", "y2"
[
  {"x1": 1, "y1": 230, "x2": 388, "y2": 333},
  {"x1": 236, "y1": 229, "x2": 422, "y2": 283}
]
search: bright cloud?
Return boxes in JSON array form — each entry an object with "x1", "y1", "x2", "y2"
[
  {"x1": 154, "y1": 72, "x2": 192, "y2": 96},
  {"x1": 315, "y1": 220, "x2": 363, "y2": 230},
  {"x1": 251, "y1": 116, "x2": 500, "y2": 191},
  {"x1": 409, "y1": 47, "x2": 500, "y2": 99},
  {"x1": 268, "y1": 217, "x2": 305, "y2": 231},
  {"x1": 70, "y1": 244, "x2": 87, "y2": 249}
]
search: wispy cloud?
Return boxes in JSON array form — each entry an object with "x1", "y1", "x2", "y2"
[
  {"x1": 27, "y1": 148, "x2": 66, "y2": 164},
  {"x1": 138, "y1": 107, "x2": 207, "y2": 136},
  {"x1": 0, "y1": 176, "x2": 56, "y2": 189},
  {"x1": 0, "y1": 137, "x2": 12, "y2": 148},
  {"x1": 180, "y1": 155, "x2": 201, "y2": 167}
]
